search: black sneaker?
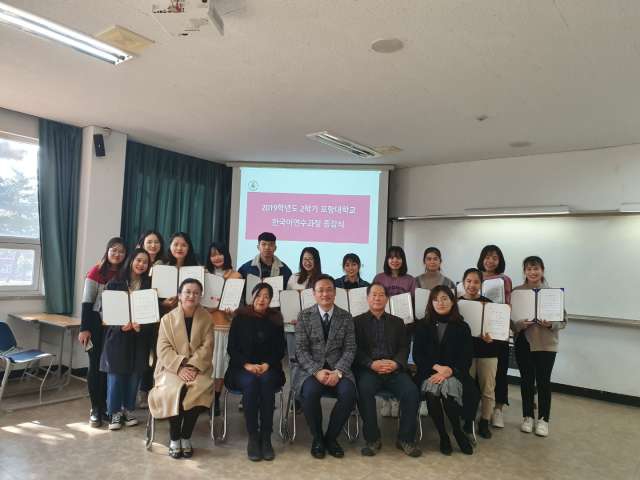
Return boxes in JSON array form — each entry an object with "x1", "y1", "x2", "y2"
[
  {"x1": 89, "y1": 408, "x2": 102, "y2": 428},
  {"x1": 124, "y1": 411, "x2": 138, "y2": 427},
  {"x1": 478, "y1": 419, "x2": 492, "y2": 439},
  {"x1": 361, "y1": 439, "x2": 382, "y2": 456},
  {"x1": 453, "y1": 430, "x2": 474, "y2": 455},
  {"x1": 109, "y1": 412, "x2": 123, "y2": 431},
  {"x1": 396, "y1": 440, "x2": 422, "y2": 458}
]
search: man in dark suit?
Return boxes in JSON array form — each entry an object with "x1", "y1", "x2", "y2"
[
  {"x1": 353, "y1": 283, "x2": 422, "y2": 457},
  {"x1": 294, "y1": 274, "x2": 357, "y2": 459}
]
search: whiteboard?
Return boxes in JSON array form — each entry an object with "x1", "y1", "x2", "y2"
[{"x1": 397, "y1": 215, "x2": 640, "y2": 321}]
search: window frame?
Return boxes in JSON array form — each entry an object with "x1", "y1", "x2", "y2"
[{"x1": 0, "y1": 132, "x2": 43, "y2": 298}]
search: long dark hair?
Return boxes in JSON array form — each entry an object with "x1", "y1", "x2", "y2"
[
  {"x1": 118, "y1": 248, "x2": 152, "y2": 287},
  {"x1": 136, "y1": 230, "x2": 166, "y2": 264},
  {"x1": 297, "y1": 247, "x2": 322, "y2": 285},
  {"x1": 477, "y1": 244, "x2": 506, "y2": 274},
  {"x1": 98, "y1": 237, "x2": 126, "y2": 278},
  {"x1": 205, "y1": 242, "x2": 233, "y2": 273},
  {"x1": 383, "y1": 245, "x2": 408, "y2": 276},
  {"x1": 425, "y1": 285, "x2": 462, "y2": 323},
  {"x1": 166, "y1": 232, "x2": 199, "y2": 266}
]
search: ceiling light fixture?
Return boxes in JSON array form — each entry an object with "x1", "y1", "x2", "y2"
[
  {"x1": 0, "y1": 1, "x2": 132, "y2": 64},
  {"x1": 306, "y1": 131, "x2": 382, "y2": 159},
  {"x1": 371, "y1": 38, "x2": 404, "y2": 53},
  {"x1": 509, "y1": 140, "x2": 533, "y2": 148},
  {"x1": 465, "y1": 205, "x2": 571, "y2": 217}
]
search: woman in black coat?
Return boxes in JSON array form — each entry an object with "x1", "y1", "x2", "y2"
[
  {"x1": 100, "y1": 248, "x2": 155, "y2": 430},
  {"x1": 413, "y1": 285, "x2": 474, "y2": 456},
  {"x1": 225, "y1": 283, "x2": 286, "y2": 462}
]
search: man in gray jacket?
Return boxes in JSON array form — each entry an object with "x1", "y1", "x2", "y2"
[{"x1": 294, "y1": 274, "x2": 357, "y2": 459}]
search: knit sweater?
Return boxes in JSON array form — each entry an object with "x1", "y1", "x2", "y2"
[
  {"x1": 512, "y1": 283, "x2": 567, "y2": 352},
  {"x1": 372, "y1": 273, "x2": 416, "y2": 297}
]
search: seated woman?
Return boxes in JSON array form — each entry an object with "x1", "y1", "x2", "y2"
[
  {"x1": 413, "y1": 286, "x2": 474, "y2": 456},
  {"x1": 148, "y1": 278, "x2": 214, "y2": 459},
  {"x1": 225, "y1": 283, "x2": 286, "y2": 462}
]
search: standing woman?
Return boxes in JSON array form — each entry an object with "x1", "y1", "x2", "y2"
[
  {"x1": 477, "y1": 244, "x2": 512, "y2": 428},
  {"x1": 415, "y1": 247, "x2": 456, "y2": 290},
  {"x1": 100, "y1": 248, "x2": 155, "y2": 430},
  {"x1": 372, "y1": 245, "x2": 416, "y2": 417},
  {"x1": 512, "y1": 256, "x2": 566, "y2": 437},
  {"x1": 137, "y1": 230, "x2": 166, "y2": 266},
  {"x1": 78, "y1": 237, "x2": 127, "y2": 427},
  {"x1": 148, "y1": 278, "x2": 214, "y2": 459},
  {"x1": 205, "y1": 242, "x2": 242, "y2": 416},
  {"x1": 160, "y1": 232, "x2": 200, "y2": 313},
  {"x1": 413, "y1": 286, "x2": 474, "y2": 456},
  {"x1": 458, "y1": 268, "x2": 500, "y2": 439},
  {"x1": 334, "y1": 253, "x2": 370, "y2": 290},
  {"x1": 226, "y1": 283, "x2": 286, "y2": 461}
]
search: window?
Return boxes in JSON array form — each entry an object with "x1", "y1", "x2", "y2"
[{"x1": 0, "y1": 135, "x2": 42, "y2": 295}]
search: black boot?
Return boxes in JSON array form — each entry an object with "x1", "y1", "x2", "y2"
[
  {"x1": 261, "y1": 430, "x2": 275, "y2": 461},
  {"x1": 478, "y1": 419, "x2": 492, "y2": 439},
  {"x1": 426, "y1": 394, "x2": 452, "y2": 456},
  {"x1": 443, "y1": 398, "x2": 473, "y2": 455},
  {"x1": 247, "y1": 432, "x2": 262, "y2": 461}
]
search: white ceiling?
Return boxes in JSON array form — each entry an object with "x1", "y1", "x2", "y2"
[{"x1": 1, "y1": 0, "x2": 640, "y2": 168}]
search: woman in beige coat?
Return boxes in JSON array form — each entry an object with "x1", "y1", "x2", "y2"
[{"x1": 148, "y1": 278, "x2": 214, "y2": 459}]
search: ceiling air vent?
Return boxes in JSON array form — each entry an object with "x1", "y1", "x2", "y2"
[{"x1": 306, "y1": 131, "x2": 382, "y2": 159}]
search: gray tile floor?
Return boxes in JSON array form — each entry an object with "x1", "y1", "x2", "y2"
[{"x1": 1, "y1": 386, "x2": 639, "y2": 480}]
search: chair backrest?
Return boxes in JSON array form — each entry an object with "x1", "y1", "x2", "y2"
[{"x1": 0, "y1": 322, "x2": 18, "y2": 352}]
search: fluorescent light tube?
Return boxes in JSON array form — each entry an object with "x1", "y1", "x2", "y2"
[
  {"x1": 0, "y1": 2, "x2": 132, "y2": 64},
  {"x1": 464, "y1": 205, "x2": 570, "y2": 217}
]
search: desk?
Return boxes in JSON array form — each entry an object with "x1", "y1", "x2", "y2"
[{"x1": 8, "y1": 313, "x2": 83, "y2": 388}]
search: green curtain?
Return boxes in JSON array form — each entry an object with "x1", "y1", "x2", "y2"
[
  {"x1": 37, "y1": 119, "x2": 82, "y2": 314},
  {"x1": 120, "y1": 141, "x2": 232, "y2": 263}
]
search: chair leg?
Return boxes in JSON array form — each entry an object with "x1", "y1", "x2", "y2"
[
  {"x1": 144, "y1": 412, "x2": 154, "y2": 450},
  {"x1": 221, "y1": 388, "x2": 229, "y2": 441},
  {"x1": 210, "y1": 399, "x2": 216, "y2": 442},
  {"x1": 39, "y1": 356, "x2": 55, "y2": 404},
  {"x1": 286, "y1": 389, "x2": 296, "y2": 443},
  {"x1": 0, "y1": 358, "x2": 12, "y2": 411}
]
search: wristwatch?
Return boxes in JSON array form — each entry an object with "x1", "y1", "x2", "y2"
[{"x1": 335, "y1": 370, "x2": 343, "y2": 379}]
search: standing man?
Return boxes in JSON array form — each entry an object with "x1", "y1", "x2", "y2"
[
  {"x1": 353, "y1": 283, "x2": 422, "y2": 457},
  {"x1": 238, "y1": 232, "x2": 292, "y2": 285},
  {"x1": 294, "y1": 274, "x2": 357, "y2": 459}
]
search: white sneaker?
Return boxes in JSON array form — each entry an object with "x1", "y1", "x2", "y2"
[
  {"x1": 535, "y1": 419, "x2": 549, "y2": 437},
  {"x1": 380, "y1": 399, "x2": 392, "y2": 417},
  {"x1": 520, "y1": 417, "x2": 534, "y2": 433},
  {"x1": 491, "y1": 408, "x2": 504, "y2": 428},
  {"x1": 390, "y1": 399, "x2": 400, "y2": 418},
  {"x1": 419, "y1": 401, "x2": 428, "y2": 417}
]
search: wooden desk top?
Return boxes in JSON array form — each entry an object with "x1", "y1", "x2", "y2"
[{"x1": 9, "y1": 313, "x2": 81, "y2": 328}]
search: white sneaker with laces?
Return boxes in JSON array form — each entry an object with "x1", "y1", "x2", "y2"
[
  {"x1": 124, "y1": 410, "x2": 138, "y2": 427},
  {"x1": 491, "y1": 408, "x2": 504, "y2": 428},
  {"x1": 419, "y1": 401, "x2": 428, "y2": 417},
  {"x1": 535, "y1": 419, "x2": 549, "y2": 437},
  {"x1": 390, "y1": 399, "x2": 400, "y2": 418},
  {"x1": 520, "y1": 416, "x2": 534, "y2": 433},
  {"x1": 380, "y1": 399, "x2": 392, "y2": 417},
  {"x1": 109, "y1": 412, "x2": 123, "y2": 431}
]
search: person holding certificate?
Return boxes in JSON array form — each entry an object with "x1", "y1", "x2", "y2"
[
  {"x1": 477, "y1": 244, "x2": 512, "y2": 429},
  {"x1": 372, "y1": 246, "x2": 416, "y2": 418},
  {"x1": 78, "y1": 237, "x2": 127, "y2": 428},
  {"x1": 413, "y1": 286, "x2": 474, "y2": 456},
  {"x1": 353, "y1": 283, "x2": 421, "y2": 458},
  {"x1": 225, "y1": 283, "x2": 286, "y2": 461},
  {"x1": 458, "y1": 268, "x2": 500, "y2": 439},
  {"x1": 100, "y1": 248, "x2": 156, "y2": 430},
  {"x1": 238, "y1": 232, "x2": 292, "y2": 285},
  {"x1": 512, "y1": 256, "x2": 567, "y2": 437},
  {"x1": 148, "y1": 278, "x2": 214, "y2": 459},
  {"x1": 415, "y1": 247, "x2": 456, "y2": 290},
  {"x1": 334, "y1": 253, "x2": 370, "y2": 290},
  {"x1": 136, "y1": 230, "x2": 166, "y2": 266},
  {"x1": 160, "y1": 232, "x2": 200, "y2": 313},
  {"x1": 205, "y1": 242, "x2": 242, "y2": 416}
]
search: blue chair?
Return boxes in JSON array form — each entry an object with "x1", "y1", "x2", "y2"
[{"x1": 0, "y1": 322, "x2": 55, "y2": 410}]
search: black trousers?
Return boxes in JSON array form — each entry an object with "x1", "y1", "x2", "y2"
[
  {"x1": 515, "y1": 334, "x2": 556, "y2": 421},
  {"x1": 494, "y1": 340, "x2": 510, "y2": 406},
  {"x1": 228, "y1": 368, "x2": 281, "y2": 434},
  {"x1": 425, "y1": 392, "x2": 464, "y2": 438},
  {"x1": 357, "y1": 369, "x2": 419, "y2": 443},
  {"x1": 300, "y1": 376, "x2": 357, "y2": 442},
  {"x1": 168, "y1": 387, "x2": 204, "y2": 441},
  {"x1": 87, "y1": 327, "x2": 106, "y2": 412}
]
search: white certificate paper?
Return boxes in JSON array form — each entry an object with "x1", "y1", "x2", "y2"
[
  {"x1": 510, "y1": 290, "x2": 536, "y2": 322},
  {"x1": 458, "y1": 299, "x2": 483, "y2": 337},
  {"x1": 414, "y1": 288, "x2": 429, "y2": 320},
  {"x1": 245, "y1": 274, "x2": 261, "y2": 304},
  {"x1": 482, "y1": 278, "x2": 505, "y2": 304},
  {"x1": 300, "y1": 288, "x2": 316, "y2": 310},
  {"x1": 483, "y1": 303, "x2": 511, "y2": 341},
  {"x1": 178, "y1": 266, "x2": 205, "y2": 286},
  {"x1": 537, "y1": 288, "x2": 565, "y2": 322},
  {"x1": 348, "y1": 287, "x2": 369, "y2": 317},
  {"x1": 279, "y1": 290, "x2": 302, "y2": 324},
  {"x1": 219, "y1": 278, "x2": 245, "y2": 311},
  {"x1": 131, "y1": 289, "x2": 160, "y2": 324},
  {"x1": 151, "y1": 265, "x2": 178, "y2": 298},
  {"x1": 263, "y1": 276, "x2": 284, "y2": 307},
  {"x1": 389, "y1": 292, "x2": 414, "y2": 325},
  {"x1": 201, "y1": 273, "x2": 225, "y2": 308},
  {"x1": 334, "y1": 287, "x2": 349, "y2": 312},
  {"x1": 101, "y1": 290, "x2": 130, "y2": 326}
]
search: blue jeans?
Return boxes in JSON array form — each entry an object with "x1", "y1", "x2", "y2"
[{"x1": 106, "y1": 373, "x2": 141, "y2": 415}]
